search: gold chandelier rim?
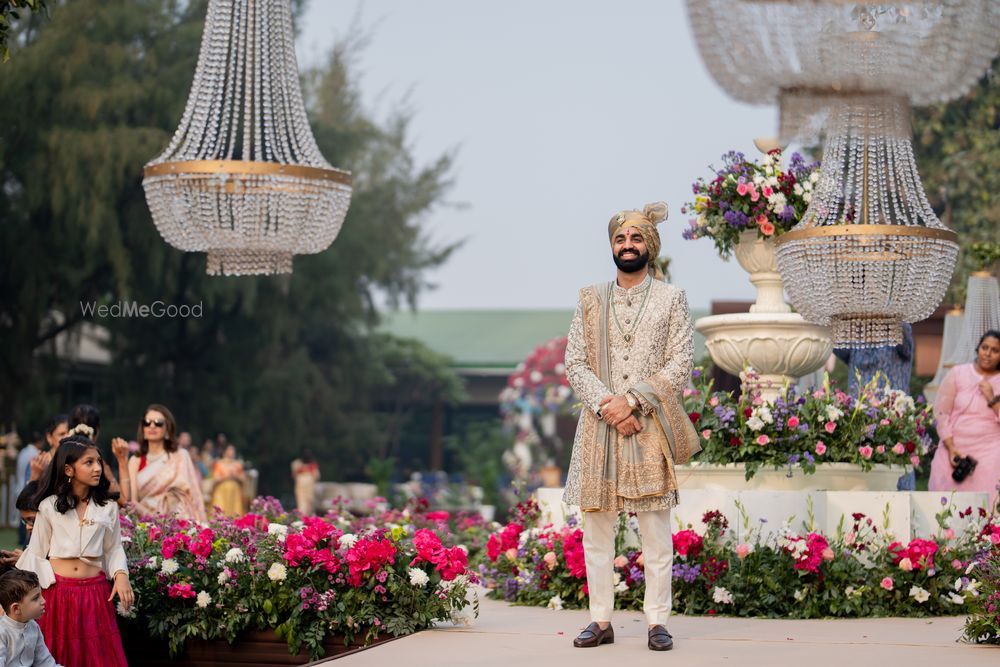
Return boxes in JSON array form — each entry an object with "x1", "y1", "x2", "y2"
[
  {"x1": 774, "y1": 224, "x2": 958, "y2": 246},
  {"x1": 143, "y1": 160, "x2": 352, "y2": 186}
]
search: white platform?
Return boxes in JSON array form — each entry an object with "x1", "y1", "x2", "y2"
[{"x1": 535, "y1": 487, "x2": 991, "y2": 542}]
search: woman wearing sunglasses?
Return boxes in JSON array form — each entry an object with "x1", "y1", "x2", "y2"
[{"x1": 127, "y1": 404, "x2": 207, "y2": 522}]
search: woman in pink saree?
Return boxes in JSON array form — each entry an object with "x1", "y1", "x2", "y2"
[
  {"x1": 929, "y1": 330, "x2": 1000, "y2": 507},
  {"x1": 127, "y1": 405, "x2": 207, "y2": 522}
]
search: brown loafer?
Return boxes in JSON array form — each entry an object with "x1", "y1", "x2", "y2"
[
  {"x1": 648, "y1": 625, "x2": 673, "y2": 651},
  {"x1": 573, "y1": 622, "x2": 614, "y2": 647}
]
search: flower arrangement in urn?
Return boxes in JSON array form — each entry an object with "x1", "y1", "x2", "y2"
[
  {"x1": 498, "y1": 336, "x2": 575, "y2": 479},
  {"x1": 682, "y1": 149, "x2": 820, "y2": 258},
  {"x1": 682, "y1": 368, "x2": 935, "y2": 480}
]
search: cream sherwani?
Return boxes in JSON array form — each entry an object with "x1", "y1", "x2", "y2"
[{"x1": 562, "y1": 273, "x2": 698, "y2": 625}]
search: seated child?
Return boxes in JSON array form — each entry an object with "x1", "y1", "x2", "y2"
[{"x1": 0, "y1": 569, "x2": 61, "y2": 666}]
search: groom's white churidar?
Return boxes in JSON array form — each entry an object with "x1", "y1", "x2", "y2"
[{"x1": 562, "y1": 202, "x2": 699, "y2": 651}]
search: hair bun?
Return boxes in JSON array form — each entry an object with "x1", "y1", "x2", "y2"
[{"x1": 643, "y1": 201, "x2": 668, "y2": 224}]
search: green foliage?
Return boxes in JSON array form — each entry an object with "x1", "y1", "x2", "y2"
[
  {"x1": 0, "y1": 0, "x2": 461, "y2": 494},
  {"x1": 968, "y1": 242, "x2": 1000, "y2": 273},
  {"x1": 913, "y1": 59, "x2": 1000, "y2": 302},
  {"x1": 445, "y1": 421, "x2": 509, "y2": 507},
  {"x1": 0, "y1": 0, "x2": 45, "y2": 62}
]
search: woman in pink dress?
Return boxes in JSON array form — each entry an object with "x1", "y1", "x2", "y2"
[
  {"x1": 127, "y1": 404, "x2": 207, "y2": 522},
  {"x1": 929, "y1": 330, "x2": 1000, "y2": 507}
]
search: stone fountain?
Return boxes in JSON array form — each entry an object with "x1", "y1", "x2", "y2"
[{"x1": 695, "y1": 229, "x2": 832, "y2": 402}]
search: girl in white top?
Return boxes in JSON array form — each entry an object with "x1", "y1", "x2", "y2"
[{"x1": 16, "y1": 427, "x2": 133, "y2": 667}]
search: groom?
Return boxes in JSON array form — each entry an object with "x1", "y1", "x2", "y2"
[{"x1": 562, "y1": 202, "x2": 699, "y2": 651}]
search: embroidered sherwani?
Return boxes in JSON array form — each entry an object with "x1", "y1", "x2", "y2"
[{"x1": 563, "y1": 274, "x2": 698, "y2": 513}]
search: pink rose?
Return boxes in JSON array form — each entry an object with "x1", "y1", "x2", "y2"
[
  {"x1": 944, "y1": 529, "x2": 955, "y2": 540},
  {"x1": 735, "y1": 543, "x2": 752, "y2": 559},
  {"x1": 614, "y1": 555, "x2": 628, "y2": 569},
  {"x1": 858, "y1": 445, "x2": 873, "y2": 459},
  {"x1": 760, "y1": 221, "x2": 775, "y2": 236},
  {"x1": 737, "y1": 182, "x2": 749, "y2": 196},
  {"x1": 543, "y1": 551, "x2": 557, "y2": 569},
  {"x1": 880, "y1": 577, "x2": 894, "y2": 591},
  {"x1": 636, "y1": 553, "x2": 645, "y2": 567},
  {"x1": 825, "y1": 421, "x2": 836, "y2": 433},
  {"x1": 814, "y1": 441, "x2": 827, "y2": 456},
  {"x1": 505, "y1": 548, "x2": 518, "y2": 560},
  {"x1": 876, "y1": 445, "x2": 886, "y2": 454},
  {"x1": 709, "y1": 396, "x2": 719, "y2": 407},
  {"x1": 951, "y1": 559, "x2": 962, "y2": 569},
  {"x1": 762, "y1": 185, "x2": 774, "y2": 198},
  {"x1": 898, "y1": 557, "x2": 913, "y2": 571},
  {"x1": 910, "y1": 455, "x2": 921, "y2": 467},
  {"x1": 787, "y1": 416, "x2": 800, "y2": 429},
  {"x1": 749, "y1": 186, "x2": 760, "y2": 202},
  {"x1": 880, "y1": 419, "x2": 891, "y2": 426},
  {"x1": 892, "y1": 443, "x2": 905, "y2": 455},
  {"x1": 812, "y1": 390, "x2": 825, "y2": 399},
  {"x1": 822, "y1": 547, "x2": 835, "y2": 561},
  {"x1": 844, "y1": 532, "x2": 856, "y2": 546},
  {"x1": 756, "y1": 435, "x2": 770, "y2": 445},
  {"x1": 702, "y1": 429, "x2": 712, "y2": 440},
  {"x1": 991, "y1": 533, "x2": 1000, "y2": 546}
]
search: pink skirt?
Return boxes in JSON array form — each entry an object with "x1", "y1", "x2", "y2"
[{"x1": 39, "y1": 574, "x2": 128, "y2": 667}]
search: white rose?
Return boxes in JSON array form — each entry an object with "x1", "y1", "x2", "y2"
[
  {"x1": 794, "y1": 588, "x2": 807, "y2": 601},
  {"x1": 340, "y1": 533, "x2": 358, "y2": 549},
  {"x1": 803, "y1": 192, "x2": 812, "y2": 203},
  {"x1": 218, "y1": 570, "x2": 231, "y2": 585},
  {"x1": 146, "y1": 556, "x2": 159, "y2": 570},
  {"x1": 712, "y1": 586, "x2": 733, "y2": 605},
  {"x1": 267, "y1": 523, "x2": 288, "y2": 540},
  {"x1": 756, "y1": 406, "x2": 773, "y2": 424},
  {"x1": 908, "y1": 586, "x2": 930, "y2": 603},
  {"x1": 809, "y1": 172, "x2": 819, "y2": 183},
  {"x1": 547, "y1": 595, "x2": 563, "y2": 610},
  {"x1": 615, "y1": 580, "x2": 628, "y2": 593},
  {"x1": 408, "y1": 568, "x2": 429, "y2": 587},
  {"x1": 224, "y1": 548, "x2": 245, "y2": 563},
  {"x1": 794, "y1": 183, "x2": 804, "y2": 196},
  {"x1": 160, "y1": 558, "x2": 179, "y2": 575},
  {"x1": 746, "y1": 416, "x2": 765, "y2": 431},
  {"x1": 267, "y1": 563, "x2": 287, "y2": 582},
  {"x1": 196, "y1": 591, "x2": 212, "y2": 608},
  {"x1": 825, "y1": 405, "x2": 843, "y2": 422}
]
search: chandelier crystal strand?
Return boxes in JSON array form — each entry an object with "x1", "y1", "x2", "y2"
[
  {"x1": 775, "y1": 95, "x2": 959, "y2": 347},
  {"x1": 143, "y1": 0, "x2": 352, "y2": 276}
]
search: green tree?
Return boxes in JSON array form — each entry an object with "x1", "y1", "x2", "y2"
[
  {"x1": 0, "y1": 0, "x2": 45, "y2": 62},
  {"x1": 0, "y1": 0, "x2": 462, "y2": 494},
  {"x1": 913, "y1": 58, "x2": 1000, "y2": 302}
]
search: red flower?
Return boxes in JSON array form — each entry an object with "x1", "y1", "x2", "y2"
[
  {"x1": 167, "y1": 583, "x2": 196, "y2": 599},
  {"x1": 729, "y1": 436, "x2": 741, "y2": 447},
  {"x1": 888, "y1": 538, "x2": 938, "y2": 570},
  {"x1": 436, "y1": 546, "x2": 468, "y2": 581},
  {"x1": 562, "y1": 529, "x2": 587, "y2": 579},
  {"x1": 161, "y1": 535, "x2": 183, "y2": 560},
  {"x1": 688, "y1": 412, "x2": 701, "y2": 424},
  {"x1": 234, "y1": 513, "x2": 269, "y2": 531},
  {"x1": 486, "y1": 534, "x2": 502, "y2": 562},
  {"x1": 672, "y1": 530, "x2": 704, "y2": 559},
  {"x1": 424, "y1": 511, "x2": 451, "y2": 522},
  {"x1": 743, "y1": 408, "x2": 753, "y2": 418},
  {"x1": 345, "y1": 536, "x2": 396, "y2": 587}
]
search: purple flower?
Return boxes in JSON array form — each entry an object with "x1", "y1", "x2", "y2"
[{"x1": 803, "y1": 451, "x2": 815, "y2": 464}]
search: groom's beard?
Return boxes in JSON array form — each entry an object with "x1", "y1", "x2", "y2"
[{"x1": 613, "y1": 249, "x2": 649, "y2": 273}]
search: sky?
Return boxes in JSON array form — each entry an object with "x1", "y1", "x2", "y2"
[{"x1": 296, "y1": 1, "x2": 779, "y2": 310}]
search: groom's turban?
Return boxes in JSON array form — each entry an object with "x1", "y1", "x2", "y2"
[{"x1": 607, "y1": 201, "x2": 668, "y2": 279}]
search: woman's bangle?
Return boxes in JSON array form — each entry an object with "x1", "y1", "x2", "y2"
[
  {"x1": 112, "y1": 569, "x2": 129, "y2": 580},
  {"x1": 987, "y1": 395, "x2": 1000, "y2": 407}
]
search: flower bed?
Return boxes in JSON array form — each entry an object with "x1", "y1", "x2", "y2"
[
  {"x1": 475, "y1": 499, "x2": 1000, "y2": 621},
  {"x1": 121, "y1": 498, "x2": 481, "y2": 661},
  {"x1": 683, "y1": 369, "x2": 935, "y2": 480}
]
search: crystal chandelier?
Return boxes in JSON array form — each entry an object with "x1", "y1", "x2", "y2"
[
  {"x1": 685, "y1": 0, "x2": 1000, "y2": 346},
  {"x1": 143, "y1": 0, "x2": 352, "y2": 276}
]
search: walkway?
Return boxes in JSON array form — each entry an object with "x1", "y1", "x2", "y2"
[{"x1": 333, "y1": 593, "x2": 997, "y2": 667}]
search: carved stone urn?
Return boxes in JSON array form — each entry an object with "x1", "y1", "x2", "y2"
[{"x1": 695, "y1": 231, "x2": 832, "y2": 401}]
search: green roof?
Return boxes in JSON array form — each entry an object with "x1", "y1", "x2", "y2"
[{"x1": 380, "y1": 309, "x2": 709, "y2": 370}]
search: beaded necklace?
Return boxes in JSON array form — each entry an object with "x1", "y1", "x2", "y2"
[{"x1": 610, "y1": 277, "x2": 651, "y2": 344}]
